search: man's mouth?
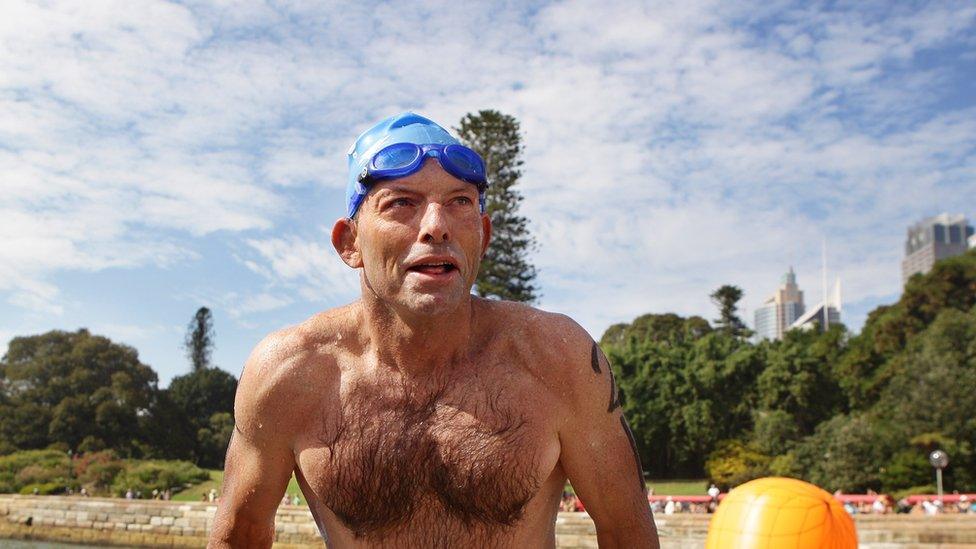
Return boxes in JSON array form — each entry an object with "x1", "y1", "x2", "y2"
[{"x1": 407, "y1": 263, "x2": 458, "y2": 275}]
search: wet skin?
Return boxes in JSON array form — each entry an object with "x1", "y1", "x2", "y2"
[{"x1": 208, "y1": 161, "x2": 659, "y2": 548}]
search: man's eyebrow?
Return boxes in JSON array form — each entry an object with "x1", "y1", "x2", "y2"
[{"x1": 373, "y1": 185, "x2": 422, "y2": 196}]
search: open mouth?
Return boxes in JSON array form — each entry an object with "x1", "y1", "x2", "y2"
[{"x1": 407, "y1": 262, "x2": 458, "y2": 275}]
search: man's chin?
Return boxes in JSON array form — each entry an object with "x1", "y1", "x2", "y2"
[{"x1": 399, "y1": 289, "x2": 467, "y2": 316}]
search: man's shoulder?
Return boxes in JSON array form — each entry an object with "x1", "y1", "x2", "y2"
[
  {"x1": 234, "y1": 304, "x2": 357, "y2": 436},
  {"x1": 478, "y1": 299, "x2": 595, "y2": 378},
  {"x1": 242, "y1": 306, "x2": 355, "y2": 382}
]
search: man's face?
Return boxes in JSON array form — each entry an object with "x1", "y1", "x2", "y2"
[{"x1": 337, "y1": 159, "x2": 490, "y2": 317}]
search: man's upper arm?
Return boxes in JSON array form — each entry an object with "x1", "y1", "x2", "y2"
[
  {"x1": 208, "y1": 331, "x2": 306, "y2": 548},
  {"x1": 553, "y1": 317, "x2": 658, "y2": 547}
]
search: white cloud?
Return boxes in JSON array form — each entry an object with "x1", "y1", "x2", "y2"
[
  {"x1": 226, "y1": 292, "x2": 294, "y2": 319},
  {"x1": 0, "y1": 0, "x2": 973, "y2": 341},
  {"x1": 244, "y1": 235, "x2": 360, "y2": 303}
]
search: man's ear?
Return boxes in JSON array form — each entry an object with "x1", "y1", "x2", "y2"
[
  {"x1": 332, "y1": 217, "x2": 362, "y2": 268},
  {"x1": 480, "y1": 212, "x2": 492, "y2": 258}
]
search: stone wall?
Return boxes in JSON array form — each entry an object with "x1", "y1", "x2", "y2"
[
  {"x1": 0, "y1": 495, "x2": 317, "y2": 548},
  {"x1": 2, "y1": 495, "x2": 976, "y2": 548}
]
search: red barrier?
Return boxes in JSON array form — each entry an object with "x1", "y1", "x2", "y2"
[
  {"x1": 647, "y1": 495, "x2": 714, "y2": 503},
  {"x1": 905, "y1": 494, "x2": 976, "y2": 504}
]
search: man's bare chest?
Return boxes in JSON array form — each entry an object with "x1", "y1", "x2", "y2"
[{"x1": 293, "y1": 365, "x2": 560, "y2": 541}]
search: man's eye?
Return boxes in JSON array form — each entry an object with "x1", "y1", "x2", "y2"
[
  {"x1": 391, "y1": 198, "x2": 412, "y2": 207},
  {"x1": 455, "y1": 196, "x2": 473, "y2": 206}
]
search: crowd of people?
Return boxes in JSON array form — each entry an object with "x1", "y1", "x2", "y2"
[
  {"x1": 558, "y1": 485, "x2": 976, "y2": 516},
  {"x1": 843, "y1": 495, "x2": 975, "y2": 515}
]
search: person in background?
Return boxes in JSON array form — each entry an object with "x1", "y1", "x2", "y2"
[
  {"x1": 956, "y1": 495, "x2": 969, "y2": 514},
  {"x1": 871, "y1": 496, "x2": 888, "y2": 514}
]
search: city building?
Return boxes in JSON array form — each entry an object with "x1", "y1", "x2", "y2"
[
  {"x1": 790, "y1": 278, "x2": 842, "y2": 332},
  {"x1": 902, "y1": 213, "x2": 974, "y2": 284},
  {"x1": 754, "y1": 267, "x2": 805, "y2": 341}
]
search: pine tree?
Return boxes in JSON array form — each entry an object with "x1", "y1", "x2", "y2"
[
  {"x1": 456, "y1": 110, "x2": 539, "y2": 302},
  {"x1": 710, "y1": 285, "x2": 750, "y2": 337},
  {"x1": 184, "y1": 307, "x2": 215, "y2": 371}
]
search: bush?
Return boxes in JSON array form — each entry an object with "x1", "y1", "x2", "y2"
[
  {"x1": 73, "y1": 450, "x2": 124, "y2": 494},
  {"x1": 0, "y1": 449, "x2": 211, "y2": 497},
  {"x1": 110, "y1": 460, "x2": 209, "y2": 496},
  {"x1": 15, "y1": 463, "x2": 70, "y2": 486},
  {"x1": 0, "y1": 450, "x2": 69, "y2": 478},
  {"x1": 705, "y1": 439, "x2": 770, "y2": 490},
  {"x1": 19, "y1": 482, "x2": 64, "y2": 495}
]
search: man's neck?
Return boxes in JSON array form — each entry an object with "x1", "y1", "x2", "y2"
[{"x1": 359, "y1": 293, "x2": 475, "y2": 377}]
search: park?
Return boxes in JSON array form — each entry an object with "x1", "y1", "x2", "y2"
[{"x1": 2, "y1": 0, "x2": 975, "y2": 546}]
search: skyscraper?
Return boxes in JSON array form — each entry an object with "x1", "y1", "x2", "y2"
[
  {"x1": 902, "y1": 213, "x2": 974, "y2": 284},
  {"x1": 790, "y1": 278, "x2": 842, "y2": 332},
  {"x1": 754, "y1": 268, "x2": 805, "y2": 341}
]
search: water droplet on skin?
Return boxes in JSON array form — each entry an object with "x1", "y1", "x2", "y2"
[{"x1": 258, "y1": 423, "x2": 263, "y2": 429}]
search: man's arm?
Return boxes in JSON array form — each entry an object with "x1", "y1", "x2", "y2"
[
  {"x1": 554, "y1": 319, "x2": 659, "y2": 548},
  {"x1": 208, "y1": 331, "x2": 306, "y2": 548}
]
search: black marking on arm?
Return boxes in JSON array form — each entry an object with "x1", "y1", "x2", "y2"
[
  {"x1": 590, "y1": 342, "x2": 602, "y2": 374},
  {"x1": 620, "y1": 415, "x2": 645, "y2": 493},
  {"x1": 608, "y1": 369, "x2": 621, "y2": 413}
]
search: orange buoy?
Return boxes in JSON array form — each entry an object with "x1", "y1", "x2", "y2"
[{"x1": 705, "y1": 477, "x2": 857, "y2": 548}]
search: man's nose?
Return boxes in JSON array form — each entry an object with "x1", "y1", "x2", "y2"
[{"x1": 419, "y1": 202, "x2": 450, "y2": 244}]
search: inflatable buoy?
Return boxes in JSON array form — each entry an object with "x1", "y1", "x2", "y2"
[{"x1": 705, "y1": 477, "x2": 856, "y2": 548}]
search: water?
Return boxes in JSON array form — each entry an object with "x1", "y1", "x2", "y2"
[{"x1": 0, "y1": 541, "x2": 133, "y2": 548}]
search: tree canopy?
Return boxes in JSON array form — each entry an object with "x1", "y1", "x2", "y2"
[
  {"x1": 0, "y1": 328, "x2": 237, "y2": 468},
  {"x1": 602, "y1": 250, "x2": 976, "y2": 493},
  {"x1": 0, "y1": 329, "x2": 159, "y2": 456}
]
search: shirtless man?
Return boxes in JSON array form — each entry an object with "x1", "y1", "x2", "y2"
[{"x1": 208, "y1": 113, "x2": 658, "y2": 548}]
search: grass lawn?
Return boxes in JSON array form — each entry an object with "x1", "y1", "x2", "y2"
[
  {"x1": 645, "y1": 479, "x2": 709, "y2": 496},
  {"x1": 172, "y1": 470, "x2": 307, "y2": 506},
  {"x1": 563, "y1": 478, "x2": 707, "y2": 496}
]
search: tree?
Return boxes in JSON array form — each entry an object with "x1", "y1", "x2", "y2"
[
  {"x1": 167, "y1": 367, "x2": 238, "y2": 467},
  {"x1": 601, "y1": 313, "x2": 763, "y2": 478},
  {"x1": 456, "y1": 110, "x2": 539, "y2": 302},
  {"x1": 0, "y1": 329, "x2": 159, "y2": 456},
  {"x1": 184, "y1": 307, "x2": 215, "y2": 371},
  {"x1": 709, "y1": 285, "x2": 749, "y2": 336}
]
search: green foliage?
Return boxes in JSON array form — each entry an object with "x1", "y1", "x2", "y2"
[
  {"x1": 836, "y1": 250, "x2": 976, "y2": 408},
  {"x1": 787, "y1": 413, "x2": 898, "y2": 492},
  {"x1": 705, "y1": 439, "x2": 770, "y2": 490},
  {"x1": 603, "y1": 250, "x2": 976, "y2": 494},
  {"x1": 602, "y1": 314, "x2": 763, "y2": 477},
  {"x1": 195, "y1": 412, "x2": 235, "y2": 470},
  {"x1": 751, "y1": 409, "x2": 800, "y2": 456},
  {"x1": 0, "y1": 328, "x2": 237, "y2": 469},
  {"x1": 110, "y1": 460, "x2": 210, "y2": 497},
  {"x1": 184, "y1": 307, "x2": 215, "y2": 372},
  {"x1": 756, "y1": 326, "x2": 847, "y2": 435},
  {"x1": 709, "y1": 285, "x2": 749, "y2": 337},
  {"x1": 167, "y1": 367, "x2": 237, "y2": 468},
  {"x1": 456, "y1": 110, "x2": 539, "y2": 303},
  {"x1": 0, "y1": 329, "x2": 159, "y2": 456},
  {"x1": 0, "y1": 449, "x2": 212, "y2": 497}
]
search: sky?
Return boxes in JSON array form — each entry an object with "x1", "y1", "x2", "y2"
[{"x1": 1, "y1": 0, "x2": 974, "y2": 386}]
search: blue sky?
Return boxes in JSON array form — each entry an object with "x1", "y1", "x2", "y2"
[{"x1": 1, "y1": 0, "x2": 974, "y2": 386}]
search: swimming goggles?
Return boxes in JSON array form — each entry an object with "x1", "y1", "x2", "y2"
[{"x1": 357, "y1": 143, "x2": 488, "y2": 191}]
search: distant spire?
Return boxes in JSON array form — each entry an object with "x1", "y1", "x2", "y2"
[{"x1": 822, "y1": 238, "x2": 829, "y2": 330}]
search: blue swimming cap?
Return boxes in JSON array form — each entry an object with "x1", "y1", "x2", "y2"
[{"x1": 346, "y1": 112, "x2": 472, "y2": 218}]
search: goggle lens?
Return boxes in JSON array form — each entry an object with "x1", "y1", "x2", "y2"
[
  {"x1": 372, "y1": 143, "x2": 421, "y2": 170},
  {"x1": 443, "y1": 145, "x2": 484, "y2": 179}
]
